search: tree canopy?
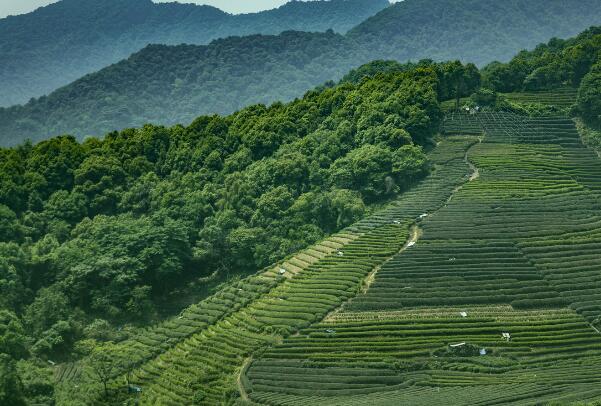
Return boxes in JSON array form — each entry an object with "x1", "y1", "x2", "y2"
[{"x1": 478, "y1": 26, "x2": 601, "y2": 126}]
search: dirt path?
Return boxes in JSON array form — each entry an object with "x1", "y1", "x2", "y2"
[
  {"x1": 446, "y1": 137, "x2": 482, "y2": 205},
  {"x1": 467, "y1": 158, "x2": 480, "y2": 181},
  {"x1": 237, "y1": 356, "x2": 253, "y2": 402},
  {"x1": 361, "y1": 224, "x2": 422, "y2": 294},
  {"x1": 467, "y1": 136, "x2": 483, "y2": 181}
]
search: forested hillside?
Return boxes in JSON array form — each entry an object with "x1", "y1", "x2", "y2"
[
  {"x1": 0, "y1": 31, "x2": 362, "y2": 145},
  {"x1": 56, "y1": 27, "x2": 601, "y2": 405},
  {"x1": 3, "y1": 0, "x2": 601, "y2": 146},
  {"x1": 0, "y1": 0, "x2": 389, "y2": 107},
  {"x1": 0, "y1": 60, "x2": 481, "y2": 405}
]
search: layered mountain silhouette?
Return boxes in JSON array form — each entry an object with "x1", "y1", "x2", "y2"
[{"x1": 0, "y1": 0, "x2": 389, "y2": 107}]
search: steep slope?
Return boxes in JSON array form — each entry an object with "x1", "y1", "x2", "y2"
[
  {"x1": 0, "y1": 0, "x2": 389, "y2": 106},
  {"x1": 1, "y1": 62, "x2": 471, "y2": 405},
  {"x1": 62, "y1": 107, "x2": 601, "y2": 405},
  {"x1": 3, "y1": 0, "x2": 601, "y2": 146},
  {"x1": 242, "y1": 112, "x2": 601, "y2": 405},
  {"x1": 4, "y1": 24, "x2": 601, "y2": 405}
]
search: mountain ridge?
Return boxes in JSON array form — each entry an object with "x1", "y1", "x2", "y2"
[
  {"x1": 349, "y1": 0, "x2": 601, "y2": 64},
  {"x1": 0, "y1": 0, "x2": 389, "y2": 106}
]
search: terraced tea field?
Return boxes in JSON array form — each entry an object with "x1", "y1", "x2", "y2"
[
  {"x1": 441, "y1": 88, "x2": 577, "y2": 114},
  {"x1": 118, "y1": 134, "x2": 480, "y2": 405},
  {"x1": 70, "y1": 109, "x2": 601, "y2": 405},
  {"x1": 501, "y1": 88, "x2": 578, "y2": 109},
  {"x1": 244, "y1": 112, "x2": 601, "y2": 405}
]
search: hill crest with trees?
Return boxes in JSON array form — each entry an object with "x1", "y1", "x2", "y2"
[{"x1": 3, "y1": 0, "x2": 601, "y2": 146}]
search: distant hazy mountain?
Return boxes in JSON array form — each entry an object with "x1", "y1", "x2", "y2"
[
  {"x1": 348, "y1": 0, "x2": 601, "y2": 66},
  {"x1": 3, "y1": 0, "x2": 601, "y2": 146},
  {"x1": 0, "y1": 31, "x2": 363, "y2": 144},
  {"x1": 0, "y1": 0, "x2": 389, "y2": 106}
]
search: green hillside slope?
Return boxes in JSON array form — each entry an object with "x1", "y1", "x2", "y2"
[
  {"x1": 58, "y1": 109, "x2": 601, "y2": 405},
  {"x1": 1, "y1": 61, "x2": 483, "y2": 405},
  {"x1": 4, "y1": 0, "x2": 601, "y2": 146},
  {"x1": 4, "y1": 24, "x2": 601, "y2": 405},
  {"x1": 0, "y1": 31, "x2": 363, "y2": 145},
  {"x1": 0, "y1": 0, "x2": 388, "y2": 107}
]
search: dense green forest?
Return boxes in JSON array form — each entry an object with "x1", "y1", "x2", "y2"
[
  {"x1": 3, "y1": 0, "x2": 601, "y2": 146},
  {"x1": 0, "y1": 60, "x2": 481, "y2": 405},
  {"x1": 0, "y1": 0, "x2": 389, "y2": 107}
]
